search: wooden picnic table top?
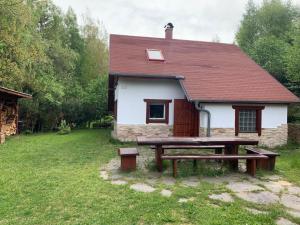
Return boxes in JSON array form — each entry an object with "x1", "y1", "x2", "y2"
[{"x1": 136, "y1": 136, "x2": 259, "y2": 146}]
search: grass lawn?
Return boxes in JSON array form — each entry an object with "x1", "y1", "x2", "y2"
[{"x1": 0, "y1": 129, "x2": 300, "y2": 225}]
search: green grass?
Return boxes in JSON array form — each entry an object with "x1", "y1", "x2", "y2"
[
  {"x1": 276, "y1": 142, "x2": 300, "y2": 186},
  {"x1": 0, "y1": 130, "x2": 299, "y2": 225}
]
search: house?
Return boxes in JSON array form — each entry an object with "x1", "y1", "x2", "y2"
[
  {"x1": 108, "y1": 23, "x2": 299, "y2": 147},
  {"x1": 0, "y1": 87, "x2": 32, "y2": 143}
]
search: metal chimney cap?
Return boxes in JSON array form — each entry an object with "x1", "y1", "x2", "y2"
[{"x1": 164, "y1": 23, "x2": 174, "y2": 29}]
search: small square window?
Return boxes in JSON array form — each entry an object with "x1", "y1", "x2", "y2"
[
  {"x1": 239, "y1": 109, "x2": 256, "y2": 132},
  {"x1": 144, "y1": 99, "x2": 172, "y2": 124},
  {"x1": 146, "y1": 49, "x2": 164, "y2": 61},
  {"x1": 149, "y1": 104, "x2": 165, "y2": 119}
]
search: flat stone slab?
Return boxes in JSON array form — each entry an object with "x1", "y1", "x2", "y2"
[
  {"x1": 226, "y1": 181, "x2": 265, "y2": 193},
  {"x1": 178, "y1": 198, "x2": 188, "y2": 203},
  {"x1": 277, "y1": 180, "x2": 292, "y2": 186},
  {"x1": 288, "y1": 186, "x2": 300, "y2": 196},
  {"x1": 111, "y1": 180, "x2": 127, "y2": 185},
  {"x1": 281, "y1": 194, "x2": 300, "y2": 211},
  {"x1": 288, "y1": 210, "x2": 300, "y2": 218},
  {"x1": 161, "y1": 177, "x2": 176, "y2": 186},
  {"x1": 100, "y1": 171, "x2": 109, "y2": 180},
  {"x1": 276, "y1": 217, "x2": 297, "y2": 225},
  {"x1": 263, "y1": 175, "x2": 282, "y2": 181},
  {"x1": 245, "y1": 207, "x2": 268, "y2": 215},
  {"x1": 178, "y1": 197, "x2": 195, "y2": 203},
  {"x1": 161, "y1": 189, "x2": 172, "y2": 197},
  {"x1": 110, "y1": 174, "x2": 123, "y2": 180},
  {"x1": 181, "y1": 177, "x2": 200, "y2": 187},
  {"x1": 130, "y1": 183, "x2": 155, "y2": 193},
  {"x1": 202, "y1": 174, "x2": 241, "y2": 185},
  {"x1": 209, "y1": 193, "x2": 234, "y2": 203},
  {"x1": 236, "y1": 191, "x2": 279, "y2": 205},
  {"x1": 262, "y1": 181, "x2": 286, "y2": 194},
  {"x1": 146, "y1": 178, "x2": 158, "y2": 185}
]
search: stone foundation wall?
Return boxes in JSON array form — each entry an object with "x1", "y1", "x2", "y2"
[
  {"x1": 200, "y1": 124, "x2": 287, "y2": 148},
  {"x1": 288, "y1": 123, "x2": 300, "y2": 144},
  {"x1": 112, "y1": 123, "x2": 173, "y2": 142},
  {"x1": 113, "y1": 122, "x2": 287, "y2": 147}
]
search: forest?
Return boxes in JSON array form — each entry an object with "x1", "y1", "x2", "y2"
[
  {"x1": 0, "y1": 0, "x2": 108, "y2": 132},
  {"x1": 0, "y1": 0, "x2": 300, "y2": 132}
]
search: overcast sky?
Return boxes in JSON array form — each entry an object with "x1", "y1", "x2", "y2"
[{"x1": 53, "y1": 0, "x2": 300, "y2": 44}]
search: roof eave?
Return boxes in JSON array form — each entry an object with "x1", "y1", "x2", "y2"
[
  {"x1": 189, "y1": 99, "x2": 300, "y2": 104},
  {"x1": 109, "y1": 72, "x2": 185, "y2": 80},
  {"x1": 0, "y1": 87, "x2": 32, "y2": 99}
]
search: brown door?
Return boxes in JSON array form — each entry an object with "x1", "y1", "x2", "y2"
[{"x1": 173, "y1": 99, "x2": 199, "y2": 137}]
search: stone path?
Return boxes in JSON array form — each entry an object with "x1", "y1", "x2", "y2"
[
  {"x1": 99, "y1": 147, "x2": 300, "y2": 224},
  {"x1": 276, "y1": 217, "x2": 297, "y2": 225},
  {"x1": 209, "y1": 193, "x2": 234, "y2": 202}
]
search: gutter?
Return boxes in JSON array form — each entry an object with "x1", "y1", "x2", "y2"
[{"x1": 194, "y1": 101, "x2": 211, "y2": 137}]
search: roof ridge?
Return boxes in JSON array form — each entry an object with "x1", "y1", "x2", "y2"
[{"x1": 110, "y1": 33, "x2": 236, "y2": 47}]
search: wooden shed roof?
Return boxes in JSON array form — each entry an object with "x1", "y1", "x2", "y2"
[{"x1": 0, "y1": 87, "x2": 32, "y2": 99}]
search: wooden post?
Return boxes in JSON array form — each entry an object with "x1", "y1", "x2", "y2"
[
  {"x1": 16, "y1": 103, "x2": 19, "y2": 134},
  {"x1": 246, "y1": 159, "x2": 256, "y2": 176},
  {"x1": 193, "y1": 159, "x2": 197, "y2": 170},
  {"x1": 155, "y1": 144, "x2": 163, "y2": 172},
  {"x1": 172, "y1": 160, "x2": 177, "y2": 177},
  {"x1": 224, "y1": 144, "x2": 239, "y2": 170},
  {"x1": 0, "y1": 100, "x2": 3, "y2": 143}
]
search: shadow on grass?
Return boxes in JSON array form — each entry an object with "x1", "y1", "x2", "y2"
[{"x1": 146, "y1": 159, "x2": 231, "y2": 177}]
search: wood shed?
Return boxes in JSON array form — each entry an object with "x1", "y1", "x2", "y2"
[{"x1": 0, "y1": 87, "x2": 32, "y2": 144}]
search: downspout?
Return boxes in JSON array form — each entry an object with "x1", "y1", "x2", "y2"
[{"x1": 194, "y1": 101, "x2": 211, "y2": 137}]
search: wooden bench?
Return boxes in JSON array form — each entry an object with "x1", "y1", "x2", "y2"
[
  {"x1": 245, "y1": 147, "x2": 280, "y2": 171},
  {"x1": 150, "y1": 145, "x2": 224, "y2": 154},
  {"x1": 161, "y1": 154, "x2": 268, "y2": 177},
  {"x1": 118, "y1": 148, "x2": 139, "y2": 171}
]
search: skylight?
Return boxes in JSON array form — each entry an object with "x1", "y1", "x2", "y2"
[{"x1": 146, "y1": 49, "x2": 164, "y2": 61}]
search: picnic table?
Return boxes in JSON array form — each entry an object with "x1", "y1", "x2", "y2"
[{"x1": 137, "y1": 136, "x2": 259, "y2": 172}]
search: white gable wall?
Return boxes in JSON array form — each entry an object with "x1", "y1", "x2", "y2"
[
  {"x1": 116, "y1": 77, "x2": 185, "y2": 125},
  {"x1": 200, "y1": 104, "x2": 287, "y2": 129}
]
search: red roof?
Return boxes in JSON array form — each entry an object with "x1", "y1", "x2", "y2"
[{"x1": 110, "y1": 34, "x2": 299, "y2": 103}]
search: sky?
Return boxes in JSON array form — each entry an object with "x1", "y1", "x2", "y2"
[{"x1": 53, "y1": 0, "x2": 300, "y2": 44}]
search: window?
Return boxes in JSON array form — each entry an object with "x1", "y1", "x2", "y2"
[
  {"x1": 149, "y1": 104, "x2": 165, "y2": 119},
  {"x1": 146, "y1": 49, "x2": 164, "y2": 61},
  {"x1": 239, "y1": 109, "x2": 256, "y2": 132},
  {"x1": 144, "y1": 99, "x2": 172, "y2": 124},
  {"x1": 232, "y1": 105, "x2": 265, "y2": 136}
]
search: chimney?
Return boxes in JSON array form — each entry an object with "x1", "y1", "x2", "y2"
[{"x1": 164, "y1": 23, "x2": 174, "y2": 39}]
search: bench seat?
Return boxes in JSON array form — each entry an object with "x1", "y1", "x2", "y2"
[
  {"x1": 161, "y1": 154, "x2": 268, "y2": 177},
  {"x1": 118, "y1": 148, "x2": 139, "y2": 171},
  {"x1": 245, "y1": 147, "x2": 279, "y2": 170},
  {"x1": 150, "y1": 145, "x2": 224, "y2": 155},
  {"x1": 151, "y1": 145, "x2": 224, "y2": 149}
]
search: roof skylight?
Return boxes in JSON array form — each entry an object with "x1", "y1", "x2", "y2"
[{"x1": 146, "y1": 49, "x2": 164, "y2": 61}]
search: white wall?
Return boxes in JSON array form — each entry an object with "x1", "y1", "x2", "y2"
[
  {"x1": 116, "y1": 78, "x2": 185, "y2": 125},
  {"x1": 200, "y1": 104, "x2": 288, "y2": 129}
]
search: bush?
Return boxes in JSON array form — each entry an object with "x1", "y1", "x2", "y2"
[
  {"x1": 57, "y1": 120, "x2": 71, "y2": 135},
  {"x1": 23, "y1": 130, "x2": 33, "y2": 135},
  {"x1": 90, "y1": 115, "x2": 114, "y2": 129}
]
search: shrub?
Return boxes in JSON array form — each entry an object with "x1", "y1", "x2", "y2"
[
  {"x1": 90, "y1": 115, "x2": 114, "y2": 129},
  {"x1": 23, "y1": 130, "x2": 33, "y2": 135},
  {"x1": 57, "y1": 120, "x2": 71, "y2": 135}
]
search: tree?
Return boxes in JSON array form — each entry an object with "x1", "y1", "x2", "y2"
[
  {"x1": 0, "y1": 0, "x2": 109, "y2": 131},
  {"x1": 80, "y1": 14, "x2": 108, "y2": 85},
  {"x1": 236, "y1": 0, "x2": 300, "y2": 84},
  {"x1": 236, "y1": 0, "x2": 259, "y2": 52}
]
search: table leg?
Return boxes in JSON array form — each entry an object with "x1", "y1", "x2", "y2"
[
  {"x1": 224, "y1": 144, "x2": 239, "y2": 170},
  {"x1": 155, "y1": 144, "x2": 163, "y2": 172}
]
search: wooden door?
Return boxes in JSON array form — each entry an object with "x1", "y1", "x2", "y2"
[{"x1": 173, "y1": 99, "x2": 199, "y2": 137}]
